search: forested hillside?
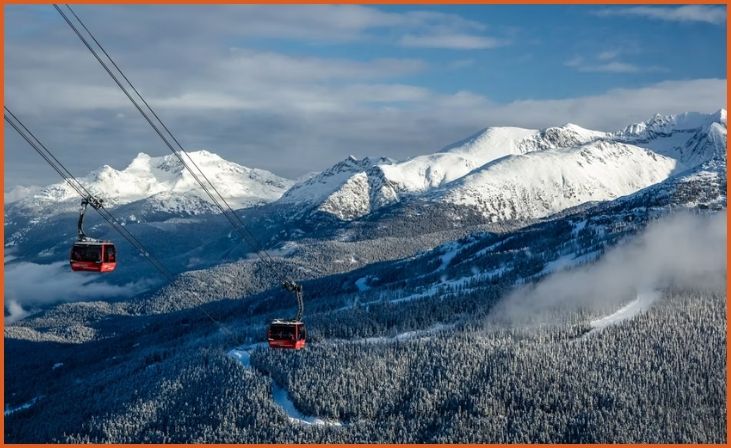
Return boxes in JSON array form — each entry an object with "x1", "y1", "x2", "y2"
[{"x1": 6, "y1": 289, "x2": 725, "y2": 443}]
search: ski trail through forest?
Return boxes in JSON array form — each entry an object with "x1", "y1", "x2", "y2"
[
  {"x1": 227, "y1": 324, "x2": 454, "y2": 425},
  {"x1": 586, "y1": 290, "x2": 661, "y2": 337},
  {"x1": 228, "y1": 343, "x2": 343, "y2": 426}
]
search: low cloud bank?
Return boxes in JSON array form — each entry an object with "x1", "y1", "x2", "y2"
[
  {"x1": 492, "y1": 211, "x2": 726, "y2": 326},
  {"x1": 4, "y1": 261, "x2": 152, "y2": 318}
]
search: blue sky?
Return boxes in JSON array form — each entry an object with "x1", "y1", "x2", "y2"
[
  {"x1": 4, "y1": 4, "x2": 727, "y2": 188},
  {"x1": 250, "y1": 5, "x2": 725, "y2": 101}
]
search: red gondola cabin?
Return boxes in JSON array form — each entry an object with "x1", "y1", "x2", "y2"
[
  {"x1": 70, "y1": 241, "x2": 117, "y2": 272},
  {"x1": 267, "y1": 320, "x2": 306, "y2": 349}
]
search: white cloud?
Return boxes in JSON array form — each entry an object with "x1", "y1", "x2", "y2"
[
  {"x1": 6, "y1": 301, "x2": 29, "y2": 324},
  {"x1": 594, "y1": 5, "x2": 726, "y2": 25},
  {"x1": 221, "y1": 49, "x2": 427, "y2": 82},
  {"x1": 485, "y1": 78, "x2": 725, "y2": 130},
  {"x1": 4, "y1": 45, "x2": 429, "y2": 113}
]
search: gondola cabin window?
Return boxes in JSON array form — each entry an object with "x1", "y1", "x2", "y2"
[
  {"x1": 267, "y1": 321, "x2": 306, "y2": 350},
  {"x1": 70, "y1": 242, "x2": 117, "y2": 273}
]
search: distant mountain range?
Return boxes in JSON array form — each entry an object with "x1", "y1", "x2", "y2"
[
  {"x1": 277, "y1": 109, "x2": 726, "y2": 221},
  {"x1": 8, "y1": 110, "x2": 726, "y2": 221}
]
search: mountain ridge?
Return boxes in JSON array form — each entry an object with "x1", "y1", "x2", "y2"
[{"x1": 275, "y1": 109, "x2": 726, "y2": 221}]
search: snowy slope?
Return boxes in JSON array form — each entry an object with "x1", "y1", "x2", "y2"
[
  {"x1": 432, "y1": 141, "x2": 678, "y2": 221},
  {"x1": 378, "y1": 123, "x2": 606, "y2": 194},
  {"x1": 8, "y1": 150, "x2": 294, "y2": 213},
  {"x1": 380, "y1": 126, "x2": 540, "y2": 192}
]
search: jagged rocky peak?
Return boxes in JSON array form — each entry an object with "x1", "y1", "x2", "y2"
[
  {"x1": 619, "y1": 110, "x2": 726, "y2": 138},
  {"x1": 519, "y1": 123, "x2": 607, "y2": 152}
]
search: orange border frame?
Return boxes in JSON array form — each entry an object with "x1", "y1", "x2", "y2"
[{"x1": 0, "y1": 1, "x2": 728, "y2": 447}]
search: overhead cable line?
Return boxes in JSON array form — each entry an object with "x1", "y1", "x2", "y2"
[
  {"x1": 5, "y1": 106, "x2": 238, "y2": 334},
  {"x1": 4, "y1": 106, "x2": 173, "y2": 281},
  {"x1": 54, "y1": 4, "x2": 283, "y2": 277}
]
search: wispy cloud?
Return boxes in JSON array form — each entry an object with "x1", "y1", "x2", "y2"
[
  {"x1": 565, "y1": 51, "x2": 665, "y2": 74},
  {"x1": 446, "y1": 58, "x2": 476, "y2": 70},
  {"x1": 6, "y1": 301, "x2": 29, "y2": 324},
  {"x1": 597, "y1": 50, "x2": 620, "y2": 61},
  {"x1": 566, "y1": 56, "x2": 641, "y2": 74},
  {"x1": 400, "y1": 33, "x2": 505, "y2": 50},
  {"x1": 594, "y1": 5, "x2": 726, "y2": 25}
]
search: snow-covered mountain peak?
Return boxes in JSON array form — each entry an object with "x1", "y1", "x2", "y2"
[
  {"x1": 9, "y1": 110, "x2": 724, "y2": 227},
  {"x1": 130, "y1": 151, "x2": 151, "y2": 163},
  {"x1": 443, "y1": 126, "x2": 537, "y2": 155},
  {"x1": 84, "y1": 163, "x2": 118, "y2": 179},
  {"x1": 519, "y1": 123, "x2": 608, "y2": 153},
  {"x1": 619, "y1": 110, "x2": 725, "y2": 138},
  {"x1": 646, "y1": 112, "x2": 704, "y2": 131},
  {"x1": 335, "y1": 155, "x2": 369, "y2": 169},
  {"x1": 7, "y1": 150, "x2": 294, "y2": 212},
  {"x1": 612, "y1": 110, "x2": 726, "y2": 168},
  {"x1": 714, "y1": 108, "x2": 726, "y2": 125},
  {"x1": 124, "y1": 150, "x2": 234, "y2": 176},
  {"x1": 561, "y1": 122, "x2": 608, "y2": 137},
  {"x1": 278, "y1": 155, "x2": 384, "y2": 206}
]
